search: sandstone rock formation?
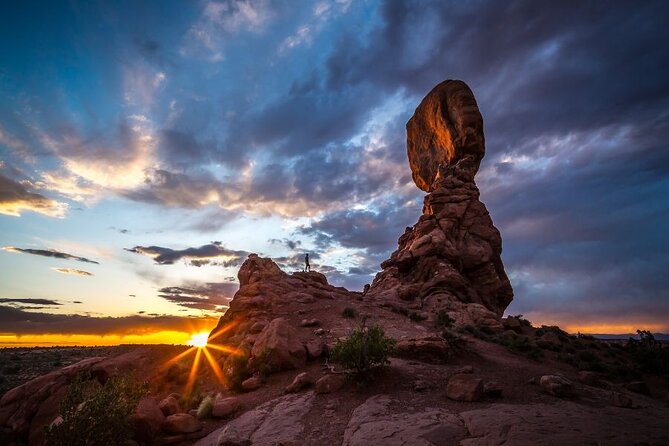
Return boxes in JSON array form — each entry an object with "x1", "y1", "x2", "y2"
[
  {"x1": 206, "y1": 253, "x2": 355, "y2": 381},
  {"x1": 366, "y1": 79, "x2": 513, "y2": 328}
]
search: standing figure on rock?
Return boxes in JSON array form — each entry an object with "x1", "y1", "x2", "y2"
[{"x1": 304, "y1": 253, "x2": 310, "y2": 272}]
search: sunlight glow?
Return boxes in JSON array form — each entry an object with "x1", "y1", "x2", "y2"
[
  {"x1": 187, "y1": 332, "x2": 209, "y2": 348},
  {"x1": 160, "y1": 322, "x2": 240, "y2": 394}
]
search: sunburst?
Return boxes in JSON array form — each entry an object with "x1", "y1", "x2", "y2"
[{"x1": 163, "y1": 321, "x2": 242, "y2": 395}]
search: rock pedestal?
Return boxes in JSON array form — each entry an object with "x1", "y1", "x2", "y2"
[{"x1": 366, "y1": 80, "x2": 513, "y2": 327}]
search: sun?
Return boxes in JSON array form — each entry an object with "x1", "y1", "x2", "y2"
[{"x1": 186, "y1": 332, "x2": 209, "y2": 348}]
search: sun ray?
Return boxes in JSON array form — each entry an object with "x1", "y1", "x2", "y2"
[
  {"x1": 161, "y1": 346, "x2": 196, "y2": 369},
  {"x1": 206, "y1": 343, "x2": 242, "y2": 355},
  {"x1": 184, "y1": 348, "x2": 203, "y2": 396},
  {"x1": 202, "y1": 346, "x2": 227, "y2": 386},
  {"x1": 207, "y1": 320, "x2": 239, "y2": 343}
]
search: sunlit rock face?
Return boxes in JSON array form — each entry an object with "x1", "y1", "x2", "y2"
[
  {"x1": 207, "y1": 254, "x2": 352, "y2": 375},
  {"x1": 367, "y1": 79, "x2": 513, "y2": 327},
  {"x1": 407, "y1": 80, "x2": 485, "y2": 192}
]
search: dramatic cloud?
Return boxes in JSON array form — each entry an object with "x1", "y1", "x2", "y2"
[
  {"x1": 0, "y1": 306, "x2": 216, "y2": 336},
  {"x1": 51, "y1": 267, "x2": 94, "y2": 276},
  {"x1": 2, "y1": 246, "x2": 99, "y2": 264},
  {"x1": 0, "y1": 172, "x2": 67, "y2": 218},
  {"x1": 1, "y1": 0, "x2": 668, "y2": 332},
  {"x1": 158, "y1": 282, "x2": 238, "y2": 311},
  {"x1": 126, "y1": 242, "x2": 250, "y2": 267},
  {"x1": 0, "y1": 298, "x2": 62, "y2": 306}
]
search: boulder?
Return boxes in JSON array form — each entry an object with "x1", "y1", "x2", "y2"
[
  {"x1": 540, "y1": 375, "x2": 574, "y2": 398},
  {"x1": 314, "y1": 374, "x2": 347, "y2": 394},
  {"x1": 195, "y1": 393, "x2": 315, "y2": 446},
  {"x1": 446, "y1": 374, "x2": 484, "y2": 402},
  {"x1": 238, "y1": 253, "x2": 285, "y2": 286},
  {"x1": 300, "y1": 318, "x2": 321, "y2": 327},
  {"x1": 212, "y1": 396, "x2": 241, "y2": 418},
  {"x1": 162, "y1": 413, "x2": 199, "y2": 434},
  {"x1": 158, "y1": 395, "x2": 181, "y2": 416},
  {"x1": 306, "y1": 338, "x2": 325, "y2": 359},
  {"x1": 250, "y1": 318, "x2": 307, "y2": 371},
  {"x1": 285, "y1": 372, "x2": 313, "y2": 393},
  {"x1": 242, "y1": 376, "x2": 262, "y2": 392},
  {"x1": 130, "y1": 397, "x2": 166, "y2": 442},
  {"x1": 395, "y1": 336, "x2": 450, "y2": 363}
]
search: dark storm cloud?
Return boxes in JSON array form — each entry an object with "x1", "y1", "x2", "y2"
[
  {"x1": 125, "y1": 241, "x2": 250, "y2": 266},
  {"x1": 298, "y1": 202, "x2": 417, "y2": 256},
  {"x1": 0, "y1": 298, "x2": 62, "y2": 306},
  {"x1": 2, "y1": 246, "x2": 99, "y2": 264},
  {"x1": 481, "y1": 125, "x2": 669, "y2": 320},
  {"x1": 0, "y1": 306, "x2": 216, "y2": 336},
  {"x1": 158, "y1": 282, "x2": 238, "y2": 311}
]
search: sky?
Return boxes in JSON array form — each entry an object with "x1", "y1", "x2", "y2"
[{"x1": 1, "y1": 0, "x2": 668, "y2": 346}]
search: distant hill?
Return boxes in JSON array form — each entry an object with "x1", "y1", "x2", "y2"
[{"x1": 592, "y1": 333, "x2": 669, "y2": 341}]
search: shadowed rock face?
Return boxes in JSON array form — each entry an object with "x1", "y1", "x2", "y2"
[
  {"x1": 407, "y1": 80, "x2": 485, "y2": 192},
  {"x1": 367, "y1": 79, "x2": 512, "y2": 326}
]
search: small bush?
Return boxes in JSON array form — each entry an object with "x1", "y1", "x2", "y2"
[
  {"x1": 441, "y1": 329, "x2": 464, "y2": 349},
  {"x1": 342, "y1": 307, "x2": 356, "y2": 318},
  {"x1": 331, "y1": 325, "x2": 395, "y2": 379},
  {"x1": 196, "y1": 395, "x2": 213, "y2": 420},
  {"x1": 45, "y1": 372, "x2": 147, "y2": 446},
  {"x1": 409, "y1": 312, "x2": 427, "y2": 322},
  {"x1": 180, "y1": 381, "x2": 202, "y2": 411},
  {"x1": 625, "y1": 330, "x2": 669, "y2": 374},
  {"x1": 226, "y1": 351, "x2": 251, "y2": 392},
  {"x1": 435, "y1": 310, "x2": 454, "y2": 329}
]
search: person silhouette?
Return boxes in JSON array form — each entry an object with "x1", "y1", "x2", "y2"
[{"x1": 305, "y1": 253, "x2": 310, "y2": 272}]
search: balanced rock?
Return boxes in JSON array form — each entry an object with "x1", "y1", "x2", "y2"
[
  {"x1": 407, "y1": 80, "x2": 485, "y2": 191},
  {"x1": 367, "y1": 79, "x2": 513, "y2": 325}
]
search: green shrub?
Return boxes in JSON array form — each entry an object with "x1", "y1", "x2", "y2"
[
  {"x1": 45, "y1": 372, "x2": 147, "y2": 446},
  {"x1": 342, "y1": 307, "x2": 356, "y2": 318},
  {"x1": 435, "y1": 310, "x2": 453, "y2": 329},
  {"x1": 331, "y1": 325, "x2": 395, "y2": 378}
]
